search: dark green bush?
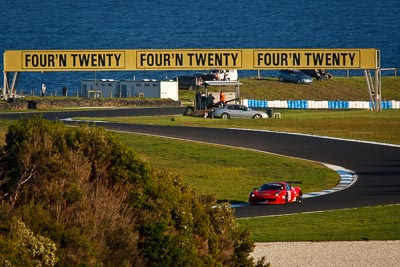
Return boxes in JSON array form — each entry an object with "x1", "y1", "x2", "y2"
[{"x1": 0, "y1": 116, "x2": 266, "y2": 266}]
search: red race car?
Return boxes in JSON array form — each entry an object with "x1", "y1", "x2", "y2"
[{"x1": 249, "y1": 181, "x2": 302, "y2": 205}]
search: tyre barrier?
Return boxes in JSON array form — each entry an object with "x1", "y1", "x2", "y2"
[{"x1": 245, "y1": 99, "x2": 400, "y2": 110}]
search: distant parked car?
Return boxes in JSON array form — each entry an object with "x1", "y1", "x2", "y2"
[
  {"x1": 277, "y1": 70, "x2": 313, "y2": 84},
  {"x1": 192, "y1": 72, "x2": 218, "y2": 81},
  {"x1": 212, "y1": 104, "x2": 269, "y2": 119},
  {"x1": 301, "y1": 69, "x2": 334, "y2": 80},
  {"x1": 173, "y1": 75, "x2": 203, "y2": 90}
]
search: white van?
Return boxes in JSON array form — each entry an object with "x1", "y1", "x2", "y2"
[{"x1": 210, "y1": 69, "x2": 238, "y2": 81}]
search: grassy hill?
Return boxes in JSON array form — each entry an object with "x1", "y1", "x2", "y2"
[{"x1": 180, "y1": 76, "x2": 400, "y2": 102}]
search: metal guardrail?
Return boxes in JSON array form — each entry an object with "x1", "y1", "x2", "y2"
[
  {"x1": 256, "y1": 68, "x2": 399, "y2": 79},
  {"x1": 381, "y1": 68, "x2": 398, "y2": 77},
  {"x1": 343, "y1": 68, "x2": 398, "y2": 77}
]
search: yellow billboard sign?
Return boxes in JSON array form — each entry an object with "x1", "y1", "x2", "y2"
[
  {"x1": 3, "y1": 48, "x2": 379, "y2": 72},
  {"x1": 136, "y1": 49, "x2": 242, "y2": 69},
  {"x1": 8, "y1": 50, "x2": 125, "y2": 70},
  {"x1": 253, "y1": 49, "x2": 365, "y2": 69}
]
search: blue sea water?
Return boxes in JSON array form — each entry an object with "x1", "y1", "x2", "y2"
[{"x1": 1, "y1": 0, "x2": 399, "y2": 95}]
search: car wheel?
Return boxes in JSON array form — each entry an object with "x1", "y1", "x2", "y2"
[
  {"x1": 297, "y1": 192, "x2": 303, "y2": 203},
  {"x1": 253, "y1": 114, "x2": 262, "y2": 119},
  {"x1": 183, "y1": 106, "x2": 194, "y2": 116},
  {"x1": 297, "y1": 79, "x2": 302, "y2": 84},
  {"x1": 221, "y1": 113, "x2": 230, "y2": 119},
  {"x1": 279, "y1": 77, "x2": 284, "y2": 82}
]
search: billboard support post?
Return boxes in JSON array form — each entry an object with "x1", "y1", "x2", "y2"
[{"x1": 3, "y1": 72, "x2": 7, "y2": 101}]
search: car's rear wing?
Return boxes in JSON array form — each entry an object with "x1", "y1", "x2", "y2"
[{"x1": 286, "y1": 181, "x2": 302, "y2": 185}]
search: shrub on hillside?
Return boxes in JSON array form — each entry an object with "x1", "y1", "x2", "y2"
[{"x1": 0, "y1": 117, "x2": 268, "y2": 266}]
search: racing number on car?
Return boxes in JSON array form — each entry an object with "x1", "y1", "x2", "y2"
[{"x1": 286, "y1": 184, "x2": 292, "y2": 201}]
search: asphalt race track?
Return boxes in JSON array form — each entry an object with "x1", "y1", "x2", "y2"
[{"x1": 1, "y1": 107, "x2": 399, "y2": 218}]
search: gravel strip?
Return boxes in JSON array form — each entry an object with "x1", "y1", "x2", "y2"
[{"x1": 251, "y1": 241, "x2": 400, "y2": 266}]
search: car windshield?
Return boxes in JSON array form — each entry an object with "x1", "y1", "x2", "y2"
[
  {"x1": 260, "y1": 184, "x2": 283, "y2": 191},
  {"x1": 295, "y1": 71, "x2": 306, "y2": 76}
]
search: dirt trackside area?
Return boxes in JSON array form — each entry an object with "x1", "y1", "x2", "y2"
[{"x1": 251, "y1": 241, "x2": 400, "y2": 266}]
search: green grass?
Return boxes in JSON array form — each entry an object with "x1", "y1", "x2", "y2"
[
  {"x1": 237, "y1": 204, "x2": 400, "y2": 242},
  {"x1": 118, "y1": 133, "x2": 339, "y2": 203}
]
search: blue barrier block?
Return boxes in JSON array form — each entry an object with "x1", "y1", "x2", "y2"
[
  {"x1": 328, "y1": 101, "x2": 349, "y2": 109},
  {"x1": 287, "y1": 100, "x2": 308, "y2": 109},
  {"x1": 340, "y1": 101, "x2": 349, "y2": 109},
  {"x1": 248, "y1": 99, "x2": 255, "y2": 108},
  {"x1": 328, "y1": 101, "x2": 336, "y2": 109},
  {"x1": 248, "y1": 99, "x2": 268, "y2": 108},
  {"x1": 381, "y1": 101, "x2": 392, "y2": 109},
  {"x1": 258, "y1": 100, "x2": 267, "y2": 108}
]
